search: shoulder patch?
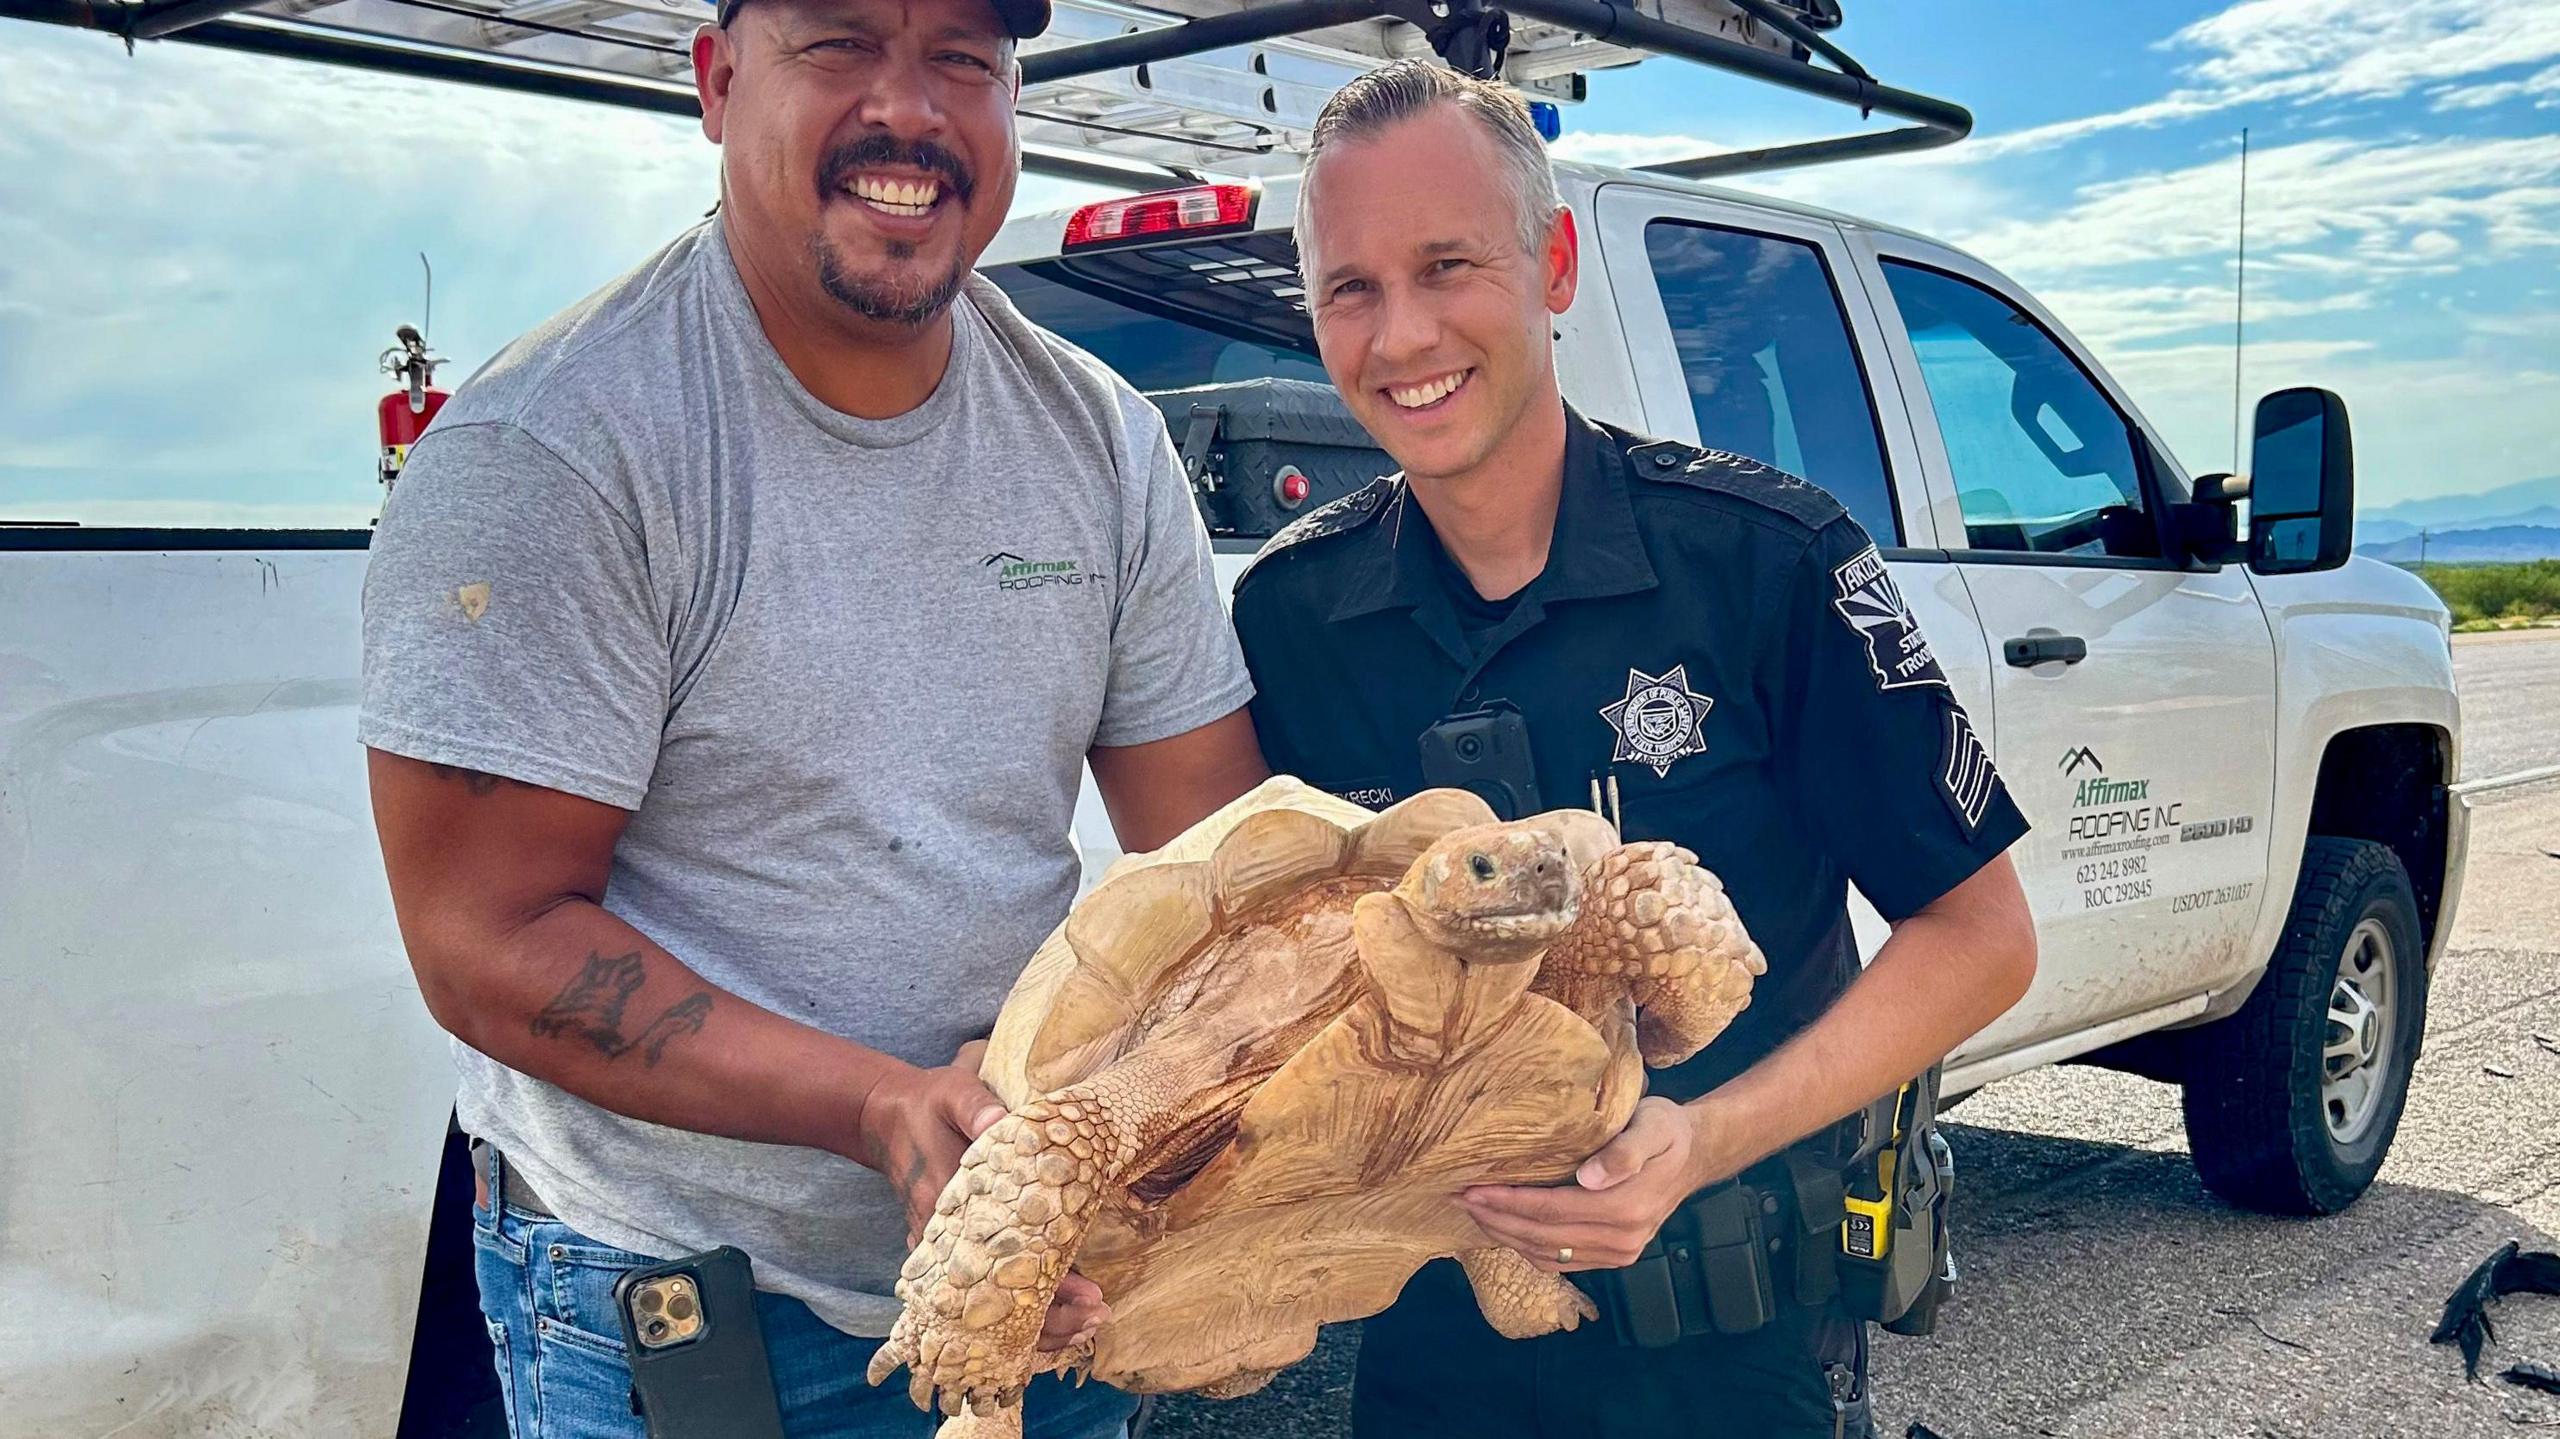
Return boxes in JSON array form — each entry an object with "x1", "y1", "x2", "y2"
[
  {"x1": 1624, "y1": 439, "x2": 1845, "y2": 531},
  {"x1": 1235, "y1": 477, "x2": 1394, "y2": 589},
  {"x1": 1937, "y1": 705, "x2": 1998, "y2": 837},
  {"x1": 1828, "y1": 542, "x2": 1952, "y2": 694}
]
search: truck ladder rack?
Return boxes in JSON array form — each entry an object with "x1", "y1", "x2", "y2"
[{"x1": 2, "y1": 0, "x2": 1970, "y2": 183}]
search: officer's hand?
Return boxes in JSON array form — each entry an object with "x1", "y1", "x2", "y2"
[{"x1": 1460, "y1": 1098, "x2": 1707, "y2": 1272}]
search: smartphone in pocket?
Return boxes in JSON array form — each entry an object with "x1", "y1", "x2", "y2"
[{"x1": 613, "y1": 1246, "x2": 787, "y2": 1439}]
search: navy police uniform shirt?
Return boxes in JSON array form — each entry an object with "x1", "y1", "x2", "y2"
[{"x1": 1230, "y1": 406, "x2": 2031, "y2": 1098}]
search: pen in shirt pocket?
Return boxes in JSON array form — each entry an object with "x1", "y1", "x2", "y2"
[{"x1": 1585, "y1": 769, "x2": 1623, "y2": 837}]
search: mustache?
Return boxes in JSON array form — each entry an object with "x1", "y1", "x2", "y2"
[{"x1": 816, "y1": 134, "x2": 975, "y2": 204}]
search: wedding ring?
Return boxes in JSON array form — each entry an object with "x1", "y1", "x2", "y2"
[{"x1": 1556, "y1": 1246, "x2": 1574, "y2": 1264}]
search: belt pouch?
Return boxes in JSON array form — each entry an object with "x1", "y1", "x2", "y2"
[
  {"x1": 1684, "y1": 1183, "x2": 1775, "y2": 1335},
  {"x1": 1578, "y1": 1241, "x2": 1685, "y2": 1349},
  {"x1": 1782, "y1": 1152, "x2": 1847, "y2": 1309}
]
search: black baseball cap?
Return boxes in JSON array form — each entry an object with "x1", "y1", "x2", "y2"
[{"x1": 714, "y1": 0, "x2": 1050, "y2": 36}]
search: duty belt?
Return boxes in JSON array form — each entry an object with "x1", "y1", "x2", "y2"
[
  {"x1": 470, "y1": 1139, "x2": 556, "y2": 1220},
  {"x1": 1573, "y1": 1148, "x2": 1850, "y2": 1346},
  {"x1": 1571, "y1": 1092, "x2": 1911, "y2": 1348}
]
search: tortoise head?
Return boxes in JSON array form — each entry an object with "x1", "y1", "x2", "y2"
[{"x1": 1393, "y1": 819, "x2": 1582, "y2": 960}]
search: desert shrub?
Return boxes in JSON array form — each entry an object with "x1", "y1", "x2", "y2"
[{"x1": 2410, "y1": 561, "x2": 2560, "y2": 627}]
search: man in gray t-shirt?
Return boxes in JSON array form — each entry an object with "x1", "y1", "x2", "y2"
[{"x1": 359, "y1": 0, "x2": 1264, "y2": 1431}]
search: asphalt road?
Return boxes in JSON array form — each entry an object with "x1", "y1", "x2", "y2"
[
  {"x1": 1134, "y1": 662, "x2": 2560, "y2": 1438},
  {"x1": 2453, "y1": 627, "x2": 2560, "y2": 782}
]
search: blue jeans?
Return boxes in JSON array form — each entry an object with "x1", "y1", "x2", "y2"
[{"x1": 470, "y1": 1157, "x2": 1136, "y2": 1438}]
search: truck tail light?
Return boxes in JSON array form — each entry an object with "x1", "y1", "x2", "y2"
[{"x1": 1063, "y1": 184, "x2": 1258, "y2": 251}]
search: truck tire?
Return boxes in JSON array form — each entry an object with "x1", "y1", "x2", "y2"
[{"x1": 2180, "y1": 837, "x2": 2427, "y2": 1215}]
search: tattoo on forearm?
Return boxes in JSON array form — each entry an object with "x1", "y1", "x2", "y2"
[
  {"x1": 634, "y1": 994, "x2": 713, "y2": 1065},
  {"x1": 530, "y1": 950, "x2": 713, "y2": 1067},
  {"x1": 531, "y1": 951, "x2": 646, "y2": 1050},
  {"x1": 428, "y1": 763, "x2": 514, "y2": 797}
]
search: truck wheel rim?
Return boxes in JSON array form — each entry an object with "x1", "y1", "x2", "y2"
[{"x1": 2322, "y1": 917, "x2": 2398, "y2": 1145}]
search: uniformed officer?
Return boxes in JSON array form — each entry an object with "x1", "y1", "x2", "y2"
[{"x1": 1231, "y1": 61, "x2": 2041, "y2": 1436}]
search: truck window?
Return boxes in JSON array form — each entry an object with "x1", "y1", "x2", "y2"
[
  {"x1": 988, "y1": 238, "x2": 1330, "y2": 392},
  {"x1": 1879, "y1": 262, "x2": 2161, "y2": 561},
  {"x1": 1643, "y1": 220, "x2": 1899, "y2": 543}
]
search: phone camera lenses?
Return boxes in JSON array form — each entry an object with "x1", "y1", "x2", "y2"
[{"x1": 667, "y1": 1293, "x2": 698, "y2": 1322}]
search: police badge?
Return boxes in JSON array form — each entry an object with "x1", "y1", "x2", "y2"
[{"x1": 1600, "y1": 665, "x2": 1714, "y2": 778}]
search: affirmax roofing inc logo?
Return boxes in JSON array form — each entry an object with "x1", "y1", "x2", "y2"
[
  {"x1": 982, "y1": 551, "x2": 1087, "y2": 591},
  {"x1": 2057, "y1": 744, "x2": 2185, "y2": 857},
  {"x1": 2065, "y1": 748, "x2": 2151, "y2": 810}
]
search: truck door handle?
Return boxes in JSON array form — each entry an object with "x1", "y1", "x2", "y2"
[{"x1": 2004, "y1": 634, "x2": 2088, "y2": 668}]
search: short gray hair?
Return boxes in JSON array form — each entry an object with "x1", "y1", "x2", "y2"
[{"x1": 1293, "y1": 59, "x2": 1562, "y2": 271}]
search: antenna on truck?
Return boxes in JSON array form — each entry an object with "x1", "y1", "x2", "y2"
[{"x1": 2231, "y1": 125, "x2": 2249, "y2": 473}]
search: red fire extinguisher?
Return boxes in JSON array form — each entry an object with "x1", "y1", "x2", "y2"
[{"x1": 379, "y1": 323, "x2": 448, "y2": 495}]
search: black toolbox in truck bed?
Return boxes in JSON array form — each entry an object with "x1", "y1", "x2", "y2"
[{"x1": 1146, "y1": 379, "x2": 1391, "y2": 539}]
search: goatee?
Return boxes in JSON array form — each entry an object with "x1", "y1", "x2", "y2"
[{"x1": 813, "y1": 236, "x2": 966, "y2": 327}]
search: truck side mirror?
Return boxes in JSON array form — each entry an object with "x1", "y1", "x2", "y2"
[{"x1": 2246, "y1": 386, "x2": 2355, "y2": 575}]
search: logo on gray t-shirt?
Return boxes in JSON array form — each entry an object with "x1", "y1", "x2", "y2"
[{"x1": 983, "y1": 550, "x2": 1095, "y2": 591}]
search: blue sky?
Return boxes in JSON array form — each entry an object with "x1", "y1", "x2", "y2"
[{"x1": 2, "y1": 0, "x2": 2554, "y2": 527}]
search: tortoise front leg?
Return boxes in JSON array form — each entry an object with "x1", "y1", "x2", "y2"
[
  {"x1": 1541, "y1": 841, "x2": 1765, "y2": 1067},
  {"x1": 869, "y1": 1047, "x2": 1246, "y2": 1423},
  {"x1": 866, "y1": 1082, "x2": 1135, "y2": 1424}
]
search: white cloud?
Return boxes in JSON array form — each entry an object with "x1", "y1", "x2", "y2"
[
  {"x1": 1948, "y1": 135, "x2": 2560, "y2": 281},
  {"x1": 2028, "y1": 284, "x2": 2374, "y2": 351},
  {"x1": 1956, "y1": 0, "x2": 2560, "y2": 159},
  {"x1": 2175, "y1": 0, "x2": 2560, "y2": 99},
  {"x1": 1960, "y1": 88, "x2": 2272, "y2": 162},
  {"x1": 1547, "y1": 128, "x2": 2028, "y2": 251},
  {"x1": 2405, "y1": 228, "x2": 2463, "y2": 260},
  {"x1": 2430, "y1": 63, "x2": 2560, "y2": 110}
]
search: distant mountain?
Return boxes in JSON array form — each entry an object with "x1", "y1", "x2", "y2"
[
  {"x1": 2360, "y1": 525, "x2": 2560, "y2": 564},
  {"x1": 2360, "y1": 476, "x2": 2560, "y2": 532},
  {"x1": 2362, "y1": 505, "x2": 2560, "y2": 549}
]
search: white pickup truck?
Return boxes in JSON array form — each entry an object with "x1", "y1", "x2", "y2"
[{"x1": 0, "y1": 75, "x2": 2466, "y2": 1439}]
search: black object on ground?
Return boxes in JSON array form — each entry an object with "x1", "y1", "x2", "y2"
[
  {"x1": 2430, "y1": 1240, "x2": 2560, "y2": 1381},
  {"x1": 2505, "y1": 1360, "x2": 2560, "y2": 1396}
]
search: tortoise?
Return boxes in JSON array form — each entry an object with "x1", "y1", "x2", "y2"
[{"x1": 866, "y1": 777, "x2": 1766, "y2": 1435}]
